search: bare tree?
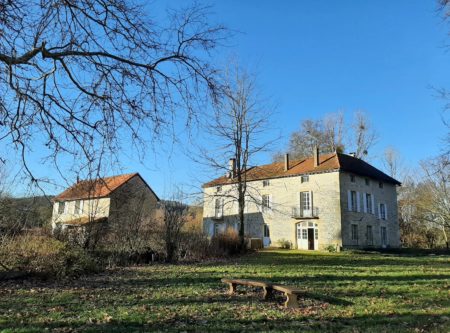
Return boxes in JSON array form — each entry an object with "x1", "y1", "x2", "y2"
[
  {"x1": 275, "y1": 110, "x2": 376, "y2": 161},
  {"x1": 0, "y1": 0, "x2": 226, "y2": 185},
  {"x1": 418, "y1": 155, "x2": 450, "y2": 248},
  {"x1": 351, "y1": 111, "x2": 377, "y2": 159},
  {"x1": 161, "y1": 200, "x2": 188, "y2": 263},
  {"x1": 197, "y1": 67, "x2": 274, "y2": 247},
  {"x1": 382, "y1": 147, "x2": 402, "y2": 179}
]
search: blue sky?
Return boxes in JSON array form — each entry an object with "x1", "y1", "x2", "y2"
[{"x1": 9, "y1": 0, "x2": 450, "y2": 198}]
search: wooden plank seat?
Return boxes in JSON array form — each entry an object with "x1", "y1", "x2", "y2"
[
  {"x1": 272, "y1": 284, "x2": 303, "y2": 308},
  {"x1": 221, "y1": 278, "x2": 273, "y2": 300},
  {"x1": 221, "y1": 278, "x2": 303, "y2": 308}
]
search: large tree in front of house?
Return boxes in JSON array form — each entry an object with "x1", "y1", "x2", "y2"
[
  {"x1": 197, "y1": 66, "x2": 274, "y2": 247},
  {"x1": 0, "y1": 0, "x2": 226, "y2": 186}
]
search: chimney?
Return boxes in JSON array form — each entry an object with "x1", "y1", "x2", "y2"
[
  {"x1": 313, "y1": 146, "x2": 320, "y2": 167},
  {"x1": 284, "y1": 153, "x2": 290, "y2": 171},
  {"x1": 76, "y1": 176, "x2": 80, "y2": 183},
  {"x1": 228, "y1": 158, "x2": 236, "y2": 178}
]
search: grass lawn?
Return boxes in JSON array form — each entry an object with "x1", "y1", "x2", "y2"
[{"x1": 0, "y1": 249, "x2": 449, "y2": 332}]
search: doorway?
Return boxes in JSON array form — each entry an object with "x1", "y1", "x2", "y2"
[{"x1": 296, "y1": 222, "x2": 318, "y2": 250}]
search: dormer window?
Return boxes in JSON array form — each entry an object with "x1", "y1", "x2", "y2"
[
  {"x1": 262, "y1": 180, "x2": 270, "y2": 187},
  {"x1": 350, "y1": 175, "x2": 355, "y2": 183},
  {"x1": 301, "y1": 175, "x2": 309, "y2": 183}
]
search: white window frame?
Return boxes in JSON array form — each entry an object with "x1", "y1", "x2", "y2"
[
  {"x1": 379, "y1": 203, "x2": 387, "y2": 220},
  {"x1": 262, "y1": 194, "x2": 271, "y2": 212}
]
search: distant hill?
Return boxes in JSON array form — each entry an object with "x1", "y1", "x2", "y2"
[{"x1": 0, "y1": 195, "x2": 54, "y2": 232}]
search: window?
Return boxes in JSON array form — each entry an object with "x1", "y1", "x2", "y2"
[
  {"x1": 262, "y1": 194, "x2": 271, "y2": 212},
  {"x1": 350, "y1": 174, "x2": 355, "y2": 183},
  {"x1": 366, "y1": 225, "x2": 373, "y2": 245},
  {"x1": 365, "y1": 193, "x2": 372, "y2": 214},
  {"x1": 264, "y1": 224, "x2": 270, "y2": 237},
  {"x1": 350, "y1": 191, "x2": 357, "y2": 212},
  {"x1": 74, "y1": 200, "x2": 83, "y2": 214},
  {"x1": 58, "y1": 202, "x2": 65, "y2": 214},
  {"x1": 262, "y1": 180, "x2": 270, "y2": 187},
  {"x1": 314, "y1": 228, "x2": 318, "y2": 240},
  {"x1": 214, "y1": 198, "x2": 223, "y2": 218},
  {"x1": 380, "y1": 203, "x2": 386, "y2": 220},
  {"x1": 379, "y1": 182, "x2": 383, "y2": 189},
  {"x1": 301, "y1": 175, "x2": 309, "y2": 183},
  {"x1": 300, "y1": 191, "x2": 311, "y2": 216},
  {"x1": 302, "y1": 229, "x2": 308, "y2": 239},
  {"x1": 381, "y1": 226, "x2": 387, "y2": 246},
  {"x1": 351, "y1": 224, "x2": 358, "y2": 242},
  {"x1": 216, "y1": 186, "x2": 222, "y2": 192},
  {"x1": 214, "y1": 223, "x2": 220, "y2": 236},
  {"x1": 365, "y1": 178, "x2": 370, "y2": 186}
]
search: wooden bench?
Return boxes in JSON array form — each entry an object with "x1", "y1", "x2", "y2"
[
  {"x1": 272, "y1": 284, "x2": 303, "y2": 308},
  {"x1": 221, "y1": 278, "x2": 302, "y2": 308},
  {"x1": 221, "y1": 278, "x2": 273, "y2": 300}
]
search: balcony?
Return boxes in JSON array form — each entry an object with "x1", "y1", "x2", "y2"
[{"x1": 291, "y1": 206, "x2": 319, "y2": 219}]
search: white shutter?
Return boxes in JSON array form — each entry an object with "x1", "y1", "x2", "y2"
[
  {"x1": 356, "y1": 192, "x2": 361, "y2": 212},
  {"x1": 378, "y1": 203, "x2": 381, "y2": 219},
  {"x1": 347, "y1": 190, "x2": 352, "y2": 211},
  {"x1": 385, "y1": 204, "x2": 388, "y2": 220},
  {"x1": 363, "y1": 193, "x2": 367, "y2": 213},
  {"x1": 371, "y1": 195, "x2": 375, "y2": 215}
]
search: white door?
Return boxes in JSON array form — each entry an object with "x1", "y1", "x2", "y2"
[
  {"x1": 296, "y1": 222, "x2": 319, "y2": 250},
  {"x1": 263, "y1": 224, "x2": 271, "y2": 247}
]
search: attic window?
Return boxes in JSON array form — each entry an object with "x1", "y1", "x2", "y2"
[
  {"x1": 301, "y1": 175, "x2": 309, "y2": 183},
  {"x1": 350, "y1": 175, "x2": 355, "y2": 183},
  {"x1": 365, "y1": 178, "x2": 370, "y2": 186},
  {"x1": 262, "y1": 180, "x2": 270, "y2": 187},
  {"x1": 216, "y1": 186, "x2": 222, "y2": 192},
  {"x1": 379, "y1": 182, "x2": 383, "y2": 189}
]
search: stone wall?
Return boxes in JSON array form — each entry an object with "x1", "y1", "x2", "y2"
[{"x1": 339, "y1": 171, "x2": 400, "y2": 248}]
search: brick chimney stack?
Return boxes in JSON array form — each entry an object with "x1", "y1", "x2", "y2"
[
  {"x1": 284, "y1": 153, "x2": 289, "y2": 171},
  {"x1": 313, "y1": 146, "x2": 320, "y2": 167}
]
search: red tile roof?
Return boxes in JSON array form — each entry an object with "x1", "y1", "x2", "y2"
[
  {"x1": 54, "y1": 173, "x2": 138, "y2": 202},
  {"x1": 203, "y1": 153, "x2": 401, "y2": 188}
]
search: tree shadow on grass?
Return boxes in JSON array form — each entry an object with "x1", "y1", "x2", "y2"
[{"x1": 0, "y1": 311, "x2": 448, "y2": 333}]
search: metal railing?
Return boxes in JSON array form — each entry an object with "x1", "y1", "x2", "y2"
[{"x1": 291, "y1": 206, "x2": 319, "y2": 218}]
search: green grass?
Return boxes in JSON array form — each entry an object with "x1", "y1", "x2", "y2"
[{"x1": 0, "y1": 250, "x2": 449, "y2": 332}]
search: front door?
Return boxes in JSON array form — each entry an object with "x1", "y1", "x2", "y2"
[
  {"x1": 308, "y1": 228, "x2": 314, "y2": 250},
  {"x1": 297, "y1": 222, "x2": 319, "y2": 250}
]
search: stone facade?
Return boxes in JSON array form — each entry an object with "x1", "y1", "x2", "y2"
[
  {"x1": 51, "y1": 174, "x2": 159, "y2": 231},
  {"x1": 203, "y1": 168, "x2": 400, "y2": 251}
]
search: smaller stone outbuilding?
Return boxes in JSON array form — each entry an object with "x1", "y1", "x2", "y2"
[{"x1": 51, "y1": 173, "x2": 159, "y2": 244}]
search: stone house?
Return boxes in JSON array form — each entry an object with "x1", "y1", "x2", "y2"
[
  {"x1": 51, "y1": 173, "x2": 159, "y2": 244},
  {"x1": 202, "y1": 150, "x2": 401, "y2": 250}
]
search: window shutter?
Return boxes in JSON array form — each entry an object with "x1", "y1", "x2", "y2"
[
  {"x1": 356, "y1": 192, "x2": 361, "y2": 212},
  {"x1": 378, "y1": 203, "x2": 381, "y2": 219},
  {"x1": 371, "y1": 195, "x2": 375, "y2": 215},
  {"x1": 363, "y1": 193, "x2": 367, "y2": 213},
  {"x1": 310, "y1": 191, "x2": 313, "y2": 209},
  {"x1": 347, "y1": 190, "x2": 352, "y2": 211},
  {"x1": 299, "y1": 192, "x2": 303, "y2": 211},
  {"x1": 385, "y1": 204, "x2": 388, "y2": 220}
]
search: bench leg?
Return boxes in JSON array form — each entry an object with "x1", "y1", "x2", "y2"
[
  {"x1": 227, "y1": 282, "x2": 237, "y2": 294},
  {"x1": 284, "y1": 293, "x2": 299, "y2": 308},
  {"x1": 262, "y1": 286, "x2": 273, "y2": 300}
]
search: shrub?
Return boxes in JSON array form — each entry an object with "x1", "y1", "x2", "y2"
[
  {"x1": 0, "y1": 233, "x2": 100, "y2": 279},
  {"x1": 277, "y1": 238, "x2": 292, "y2": 249},
  {"x1": 210, "y1": 227, "x2": 242, "y2": 256},
  {"x1": 325, "y1": 244, "x2": 337, "y2": 253}
]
